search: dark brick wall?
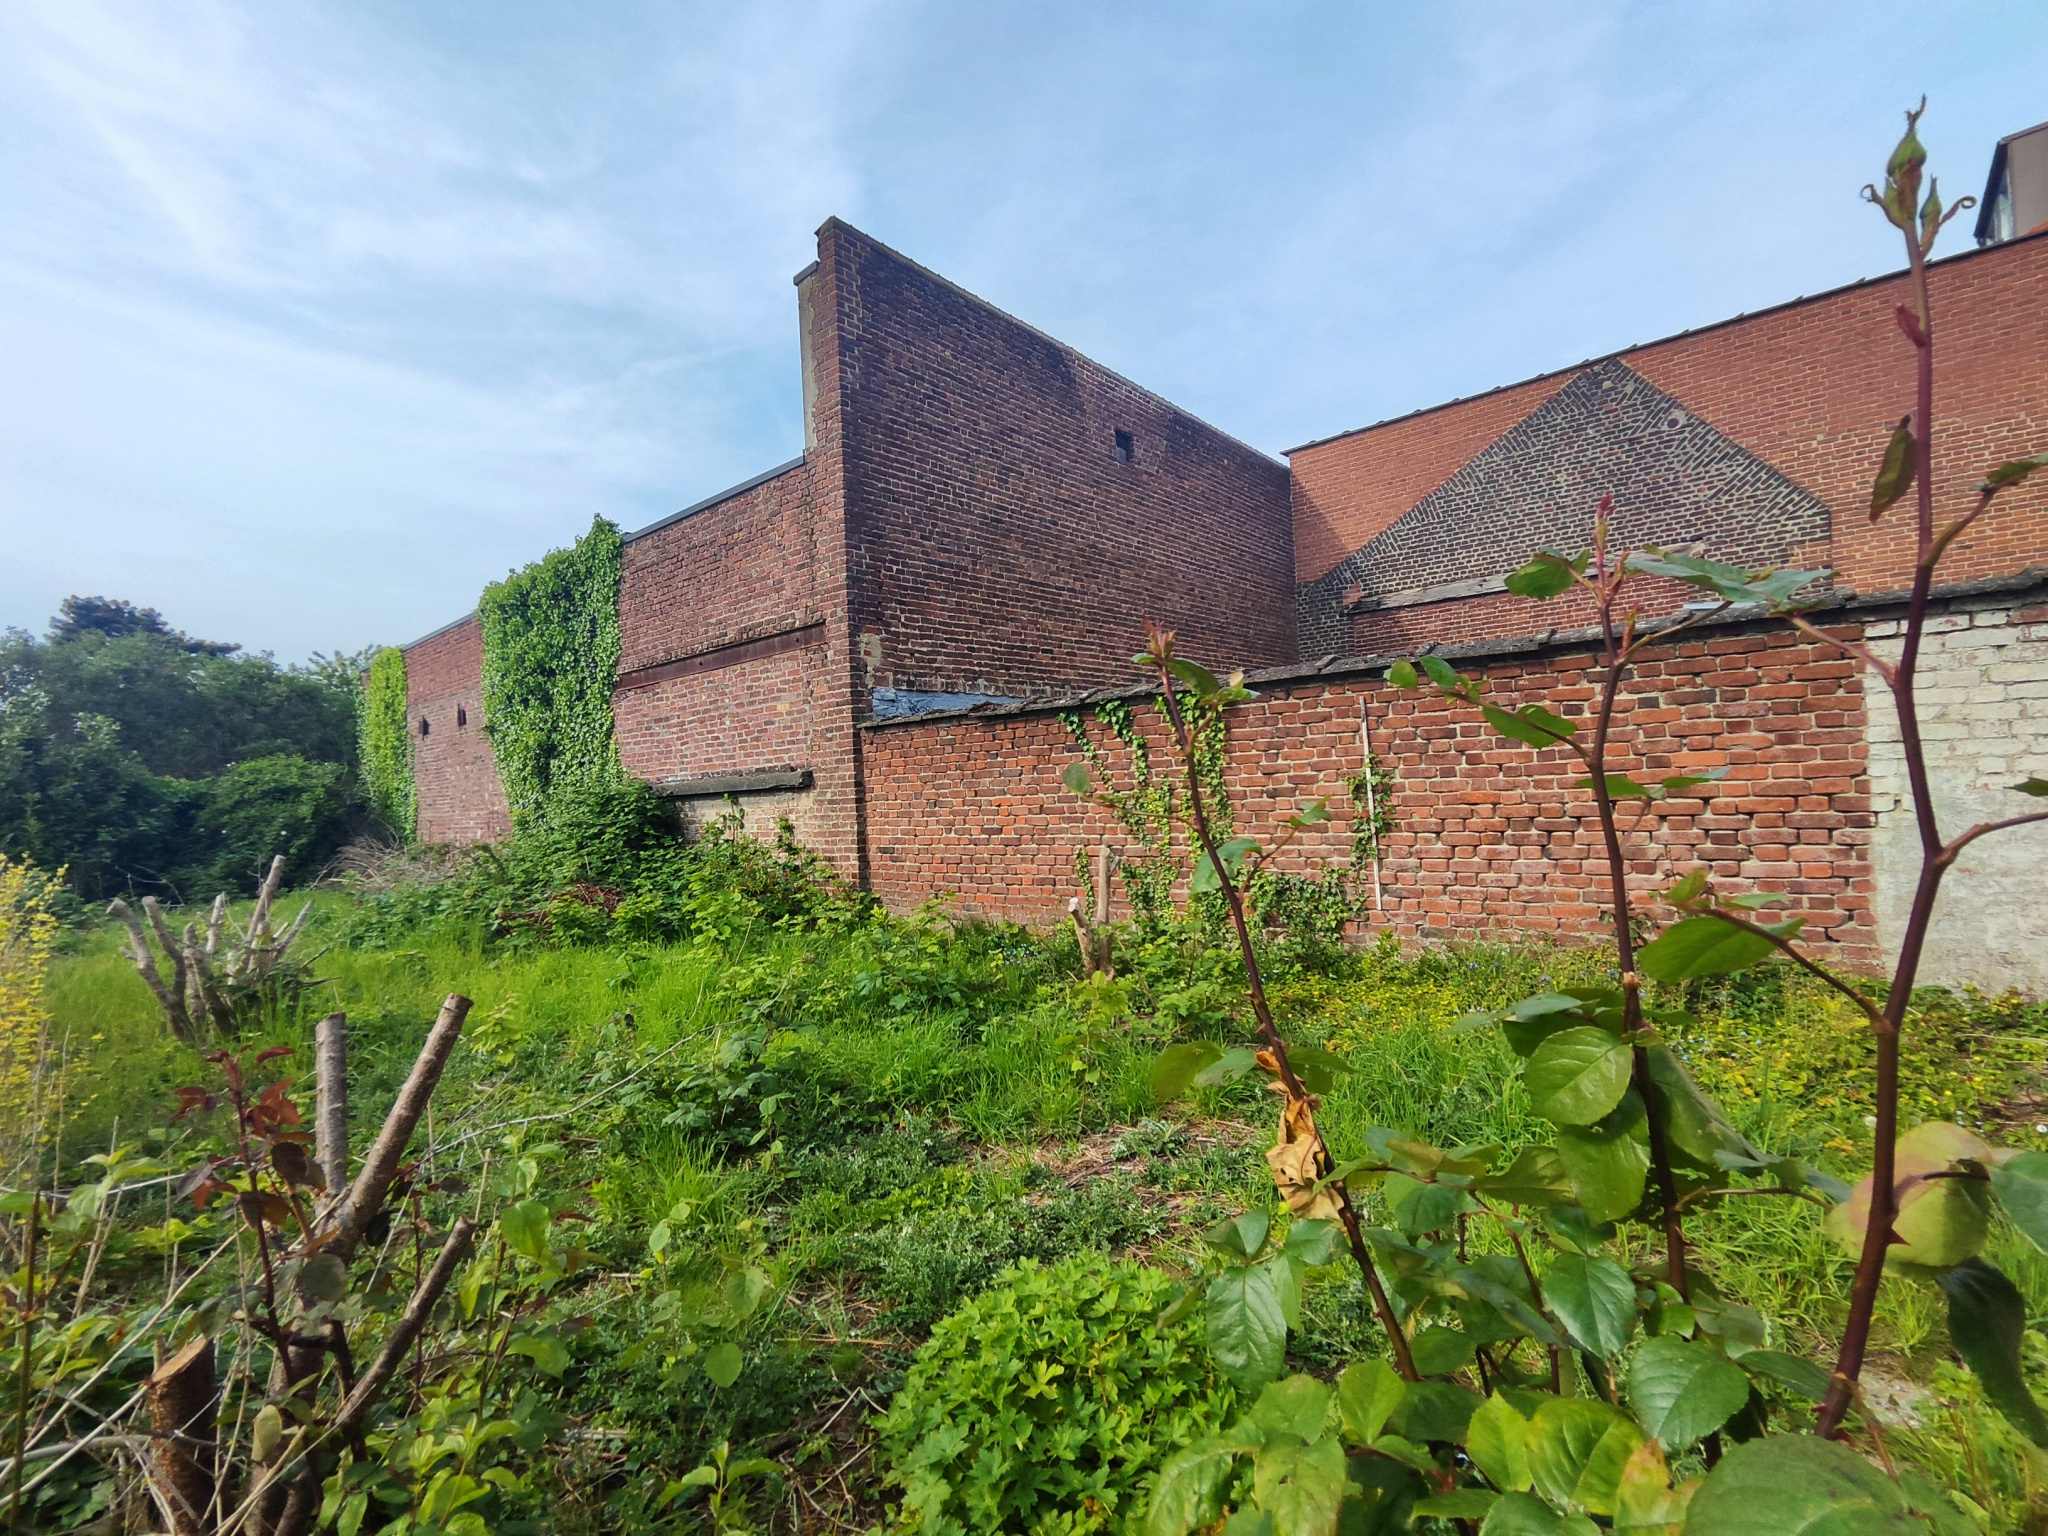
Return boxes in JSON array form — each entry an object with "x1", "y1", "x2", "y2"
[
  {"x1": 820, "y1": 221, "x2": 1297, "y2": 705},
  {"x1": 617, "y1": 463, "x2": 818, "y2": 673},
  {"x1": 863, "y1": 617, "x2": 1879, "y2": 972},
  {"x1": 405, "y1": 614, "x2": 512, "y2": 846}
]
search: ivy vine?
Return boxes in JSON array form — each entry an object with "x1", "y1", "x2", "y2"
[
  {"x1": 359, "y1": 647, "x2": 416, "y2": 843},
  {"x1": 1346, "y1": 752, "x2": 1396, "y2": 866},
  {"x1": 478, "y1": 517, "x2": 625, "y2": 827}
]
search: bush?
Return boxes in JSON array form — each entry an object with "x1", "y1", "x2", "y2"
[
  {"x1": 879, "y1": 1253, "x2": 1234, "y2": 1536},
  {"x1": 188, "y1": 752, "x2": 359, "y2": 894}
]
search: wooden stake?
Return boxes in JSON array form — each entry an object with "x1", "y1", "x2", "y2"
[{"x1": 314, "y1": 1015, "x2": 348, "y2": 1201}]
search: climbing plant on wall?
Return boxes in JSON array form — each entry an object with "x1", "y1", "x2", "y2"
[
  {"x1": 359, "y1": 646, "x2": 416, "y2": 843},
  {"x1": 478, "y1": 516, "x2": 625, "y2": 826}
]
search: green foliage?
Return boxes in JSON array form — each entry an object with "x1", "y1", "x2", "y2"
[
  {"x1": 478, "y1": 517, "x2": 625, "y2": 826},
  {"x1": 0, "y1": 598, "x2": 366, "y2": 897},
  {"x1": 359, "y1": 645, "x2": 416, "y2": 842},
  {"x1": 879, "y1": 1253, "x2": 1236, "y2": 1536}
]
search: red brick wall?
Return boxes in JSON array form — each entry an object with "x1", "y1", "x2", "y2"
[
  {"x1": 1629, "y1": 231, "x2": 2048, "y2": 598},
  {"x1": 1292, "y1": 373, "x2": 1574, "y2": 586},
  {"x1": 405, "y1": 615, "x2": 512, "y2": 846},
  {"x1": 1290, "y1": 233, "x2": 2048, "y2": 654},
  {"x1": 617, "y1": 464, "x2": 820, "y2": 672},
  {"x1": 863, "y1": 618, "x2": 1878, "y2": 970},
  {"x1": 820, "y1": 220, "x2": 1296, "y2": 701}
]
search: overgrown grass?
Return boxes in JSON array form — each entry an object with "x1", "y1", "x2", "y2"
[{"x1": 36, "y1": 880, "x2": 2048, "y2": 1532}]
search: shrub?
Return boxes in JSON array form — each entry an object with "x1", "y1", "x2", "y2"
[{"x1": 879, "y1": 1253, "x2": 1234, "y2": 1536}]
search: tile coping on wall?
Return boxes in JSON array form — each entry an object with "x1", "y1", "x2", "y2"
[{"x1": 863, "y1": 567, "x2": 2048, "y2": 731}]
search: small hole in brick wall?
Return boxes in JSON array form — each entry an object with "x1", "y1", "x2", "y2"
[
  {"x1": 419, "y1": 717, "x2": 430, "y2": 737},
  {"x1": 457, "y1": 707, "x2": 467, "y2": 728},
  {"x1": 1113, "y1": 429, "x2": 1134, "y2": 464}
]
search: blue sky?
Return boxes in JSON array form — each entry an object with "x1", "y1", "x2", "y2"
[{"x1": 2, "y1": 2, "x2": 2043, "y2": 660}]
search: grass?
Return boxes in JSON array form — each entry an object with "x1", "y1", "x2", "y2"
[{"x1": 31, "y1": 886, "x2": 2048, "y2": 1533}]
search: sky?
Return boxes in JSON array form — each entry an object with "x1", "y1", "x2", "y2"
[{"x1": 2, "y1": 2, "x2": 2044, "y2": 661}]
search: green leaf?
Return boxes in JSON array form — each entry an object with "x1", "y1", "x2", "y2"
[
  {"x1": 1421, "y1": 655, "x2": 1461, "y2": 690},
  {"x1": 1871, "y1": 417, "x2": 1918, "y2": 517},
  {"x1": 1282, "y1": 1219, "x2": 1340, "y2": 1266},
  {"x1": 1476, "y1": 1146, "x2": 1575, "y2": 1207},
  {"x1": 1982, "y1": 452, "x2": 2048, "y2": 491},
  {"x1": 1061, "y1": 761, "x2": 1094, "y2": 797},
  {"x1": 1482, "y1": 702, "x2": 1578, "y2": 748},
  {"x1": 1338, "y1": 1359, "x2": 1408, "y2": 1446},
  {"x1": 1578, "y1": 774, "x2": 1656, "y2": 799},
  {"x1": 1643, "y1": 1046, "x2": 1762, "y2": 1171},
  {"x1": 1284, "y1": 1045, "x2": 1353, "y2": 1095},
  {"x1": 1554, "y1": 1096, "x2": 1650, "y2": 1224},
  {"x1": 499, "y1": 1199, "x2": 553, "y2": 1266},
  {"x1": 1193, "y1": 837, "x2": 1261, "y2": 893},
  {"x1": 252, "y1": 1402, "x2": 285, "y2": 1463},
  {"x1": 1938, "y1": 1258, "x2": 2048, "y2": 1445},
  {"x1": 1627, "y1": 1338, "x2": 1749, "y2": 1449},
  {"x1": 1740, "y1": 1350, "x2": 1832, "y2": 1403},
  {"x1": 1250, "y1": 1374, "x2": 1331, "y2": 1444},
  {"x1": 506, "y1": 1333, "x2": 572, "y2": 1378},
  {"x1": 1208, "y1": 1262, "x2": 1289, "y2": 1392},
  {"x1": 1991, "y1": 1150, "x2": 2048, "y2": 1253},
  {"x1": 298, "y1": 1252, "x2": 349, "y2": 1302},
  {"x1": 1224, "y1": 1512, "x2": 1274, "y2": 1536},
  {"x1": 1542, "y1": 1204, "x2": 1616, "y2": 1257},
  {"x1": 1415, "y1": 1490, "x2": 1500, "y2": 1519},
  {"x1": 1195, "y1": 1047, "x2": 1261, "y2": 1088},
  {"x1": 1505, "y1": 553, "x2": 1580, "y2": 600},
  {"x1": 1684, "y1": 1434, "x2": 1927, "y2": 1535},
  {"x1": 1624, "y1": 552, "x2": 1829, "y2": 609},
  {"x1": 1388, "y1": 659, "x2": 1419, "y2": 689},
  {"x1": 1525, "y1": 1027, "x2": 1634, "y2": 1126},
  {"x1": 1253, "y1": 1437, "x2": 1348, "y2": 1536},
  {"x1": 1205, "y1": 1210, "x2": 1273, "y2": 1260},
  {"x1": 1167, "y1": 657, "x2": 1224, "y2": 697},
  {"x1": 702, "y1": 1341, "x2": 743, "y2": 1388},
  {"x1": 1466, "y1": 1392, "x2": 1532, "y2": 1493},
  {"x1": 1391, "y1": 1178, "x2": 1466, "y2": 1238},
  {"x1": 1635, "y1": 916, "x2": 1784, "y2": 983},
  {"x1": 1387, "y1": 1381, "x2": 1482, "y2": 1444},
  {"x1": 1825, "y1": 1121, "x2": 1994, "y2": 1271},
  {"x1": 1542, "y1": 1253, "x2": 1637, "y2": 1358},
  {"x1": 1147, "y1": 1438, "x2": 1249, "y2": 1536},
  {"x1": 2015, "y1": 777, "x2": 2048, "y2": 796},
  {"x1": 1411, "y1": 1325, "x2": 1478, "y2": 1377},
  {"x1": 1527, "y1": 1398, "x2": 1642, "y2": 1516},
  {"x1": 1153, "y1": 1042, "x2": 1225, "y2": 1102},
  {"x1": 1481, "y1": 1491, "x2": 1593, "y2": 1535},
  {"x1": 725, "y1": 1265, "x2": 770, "y2": 1322}
]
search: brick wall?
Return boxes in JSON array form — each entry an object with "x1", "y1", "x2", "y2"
[
  {"x1": 864, "y1": 612, "x2": 1880, "y2": 971},
  {"x1": 1292, "y1": 231, "x2": 2048, "y2": 654},
  {"x1": 820, "y1": 220, "x2": 1296, "y2": 703},
  {"x1": 617, "y1": 463, "x2": 819, "y2": 674},
  {"x1": 405, "y1": 614, "x2": 512, "y2": 846}
]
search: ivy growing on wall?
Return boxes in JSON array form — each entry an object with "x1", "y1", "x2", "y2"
[
  {"x1": 478, "y1": 517, "x2": 625, "y2": 826},
  {"x1": 359, "y1": 647, "x2": 416, "y2": 843},
  {"x1": 1059, "y1": 696, "x2": 1234, "y2": 925}
]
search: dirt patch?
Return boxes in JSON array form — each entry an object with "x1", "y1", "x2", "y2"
[{"x1": 1028, "y1": 1117, "x2": 1260, "y2": 1188}]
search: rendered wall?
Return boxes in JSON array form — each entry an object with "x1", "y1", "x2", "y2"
[
  {"x1": 1865, "y1": 594, "x2": 2048, "y2": 992},
  {"x1": 819, "y1": 221, "x2": 1296, "y2": 704},
  {"x1": 405, "y1": 614, "x2": 512, "y2": 846}
]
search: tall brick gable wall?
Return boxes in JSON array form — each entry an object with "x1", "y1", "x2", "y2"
[
  {"x1": 818, "y1": 221, "x2": 1296, "y2": 703},
  {"x1": 405, "y1": 614, "x2": 511, "y2": 846},
  {"x1": 1292, "y1": 232, "x2": 2048, "y2": 656}
]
